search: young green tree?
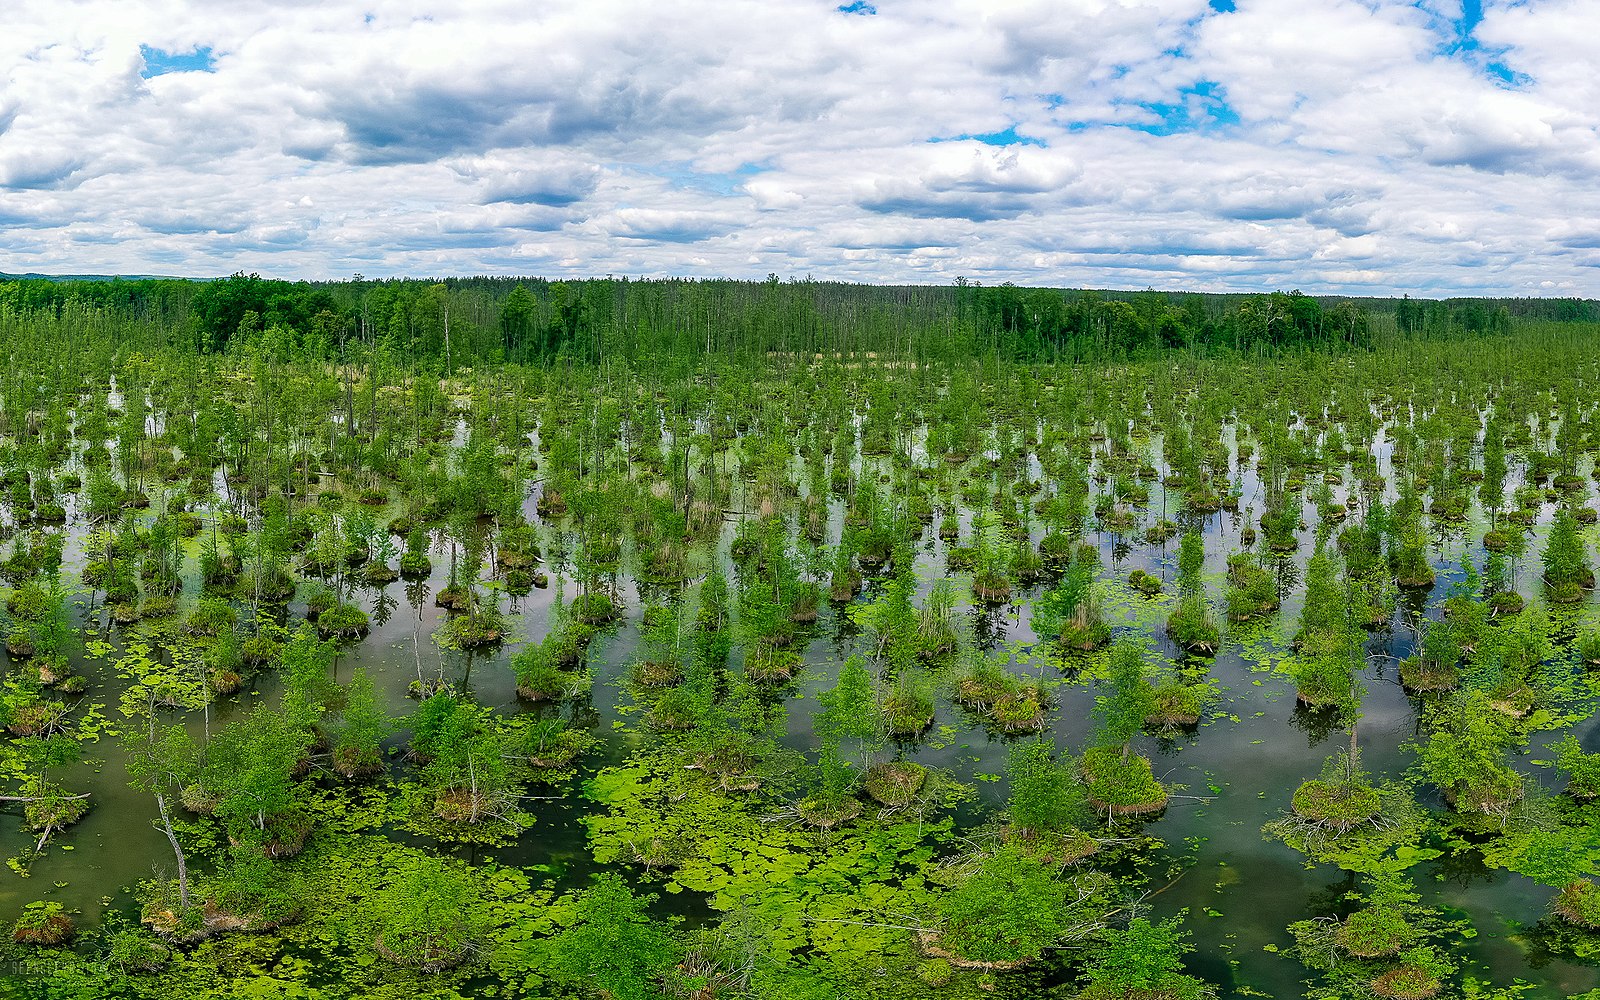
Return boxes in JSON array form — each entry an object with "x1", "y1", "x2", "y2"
[
  {"x1": 938, "y1": 845, "x2": 1090, "y2": 965},
  {"x1": 126, "y1": 717, "x2": 199, "y2": 910},
  {"x1": 1082, "y1": 640, "x2": 1167, "y2": 815},
  {"x1": 331, "y1": 668, "x2": 391, "y2": 778},
  {"x1": 205, "y1": 707, "x2": 313, "y2": 853},
  {"x1": 1094, "y1": 640, "x2": 1156, "y2": 761},
  {"x1": 1078, "y1": 917, "x2": 1213, "y2": 1000},
  {"x1": 1542, "y1": 507, "x2": 1593, "y2": 602},
  {"x1": 1166, "y1": 531, "x2": 1219, "y2": 654},
  {"x1": 374, "y1": 855, "x2": 488, "y2": 971},
  {"x1": 1415, "y1": 690, "x2": 1524, "y2": 821},
  {"x1": 547, "y1": 873, "x2": 680, "y2": 1000},
  {"x1": 410, "y1": 694, "x2": 515, "y2": 824},
  {"x1": 1005, "y1": 739, "x2": 1082, "y2": 837}
]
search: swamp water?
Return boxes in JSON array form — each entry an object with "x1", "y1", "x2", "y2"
[{"x1": 2, "y1": 420, "x2": 1598, "y2": 999}]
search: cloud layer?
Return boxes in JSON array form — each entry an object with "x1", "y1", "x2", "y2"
[{"x1": 2, "y1": 0, "x2": 1596, "y2": 294}]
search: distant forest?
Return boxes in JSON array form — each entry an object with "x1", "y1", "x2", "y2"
[{"x1": 1, "y1": 272, "x2": 1595, "y2": 365}]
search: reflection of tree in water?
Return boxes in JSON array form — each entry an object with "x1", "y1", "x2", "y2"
[
  {"x1": 404, "y1": 578, "x2": 431, "y2": 612},
  {"x1": 1399, "y1": 585, "x2": 1430, "y2": 621},
  {"x1": 369, "y1": 585, "x2": 397, "y2": 629},
  {"x1": 969, "y1": 606, "x2": 1009, "y2": 649},
  {"x1": 634, "y1": 579, "x2": 684, "y2": 610},
  {"x1": 1272, "y1": 554, "x2": 1302, "y2": 600},
  {"x1": 1300, "y1": 870, "x2": 1364, "y2": 919},
  {"x1": 550, "y1": 691, "x2": 601, "y2": 735},
  {"x1": 1518, "y1": 917, "x2": 1600, "y2": 970},
  {"x1": 1183, "y1": 947, "x2": 1239, "y2": 997},
  {"x1": 1148, "y1": 731, "x2": 1195, "y2": 760},
  {"x1": 1289, "y1": 701, "x2": 1345, "y2": 747},
  {"x1": 828, "y1": 601, "x2": 860, "y2": 657},
  {"x1": 1430, "y1": 841, "x2": 1499, "y2": 891}
]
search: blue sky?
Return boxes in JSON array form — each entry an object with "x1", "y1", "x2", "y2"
[{"x1": 2, "y1": 0, "x2": 1597, "y2": 295}]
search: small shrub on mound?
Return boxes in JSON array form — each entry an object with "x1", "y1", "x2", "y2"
[
  {"x1": 1128, "y1": 569, "x2": 1161, "y2": 595},
  {"x1": 1291, "y1": 778, "x2": 1382, "y2": 833},
  {"x1": 991, "y1": 690, "x2": 1046, "y2": 732},
  {"x1": 25, "y1": 789, "x2": 90, "y2": 834},
  {"x1": 932, "y1": 846, "x2": 1075, "y2": 968},
  {"x1": 646, "y1": 688, "x2": 697, "y2": 731},
  {"x1": 1337, "y1": 906, "x2": 1414, "y2": 957},
  {"x1": 514, "y1": 642, "x2": 577, "y2": 701},
  {"x1": 1004, "y1": 824, "x2": 1099, "y2": 865},
  {"x1": 1165, "y1": 597, "x2": 1219, "y2": 655},
  {"x1": 108, "y1": 929, "x2": 172, "y2": 971},
  {"x1": 571, "y1": 591, "x2": 620, "y2": 625},
  {"x1": 1145, "y1": 680, "x2": 1206, "y2": 728},
  {"x1": 399, "y1": 551, "x2": 432, "y2": 578},
  {"x1": 1398, "y1": 655, "x2": 1457, "y2": 693},
  {"x1": 863, "y1": 761, "x2": 926, "y2": 807},
  {"x1": 1081, "y1": 747, "x2": 1167, "y2": 816},
  {"x1": 1370, "y1": 949, "x2": 1448, "y2": 1000},
  {"x1": 797, "y1": 795, "x2": 863, "y2": 829},
  {"x1": 746, "y1": 647, "x2": 801, "y2": 683},
  {"x1": 1553, "y1": 880, "x2": 1600, "y2": 929},
  {"x1": 11, "y1": 901, "x2": 74, "y2": 946},
  {"x1": 240, "y1": 633, "x2": 282, "y2": 667},
  {"x1": 882, "y1": 689, "x2": 935, "y2": 736},
  {"x1": 373, "y1": 856, "x2": 486, "y2": 973},
  {"x1": 444, "y1": 608, "x2": 506, "y2": 649},
  {"x1": 315, "y1": 603, "x2": 370, "y2": 640}
]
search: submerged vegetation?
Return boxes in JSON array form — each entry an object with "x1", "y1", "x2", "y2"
[{"x1": 0, "y1": 276, "x2": 1598, "y2": 997}]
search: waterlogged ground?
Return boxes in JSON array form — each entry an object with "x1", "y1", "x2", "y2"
[{"x1": 4, "y1": 409, "x2": 1600, "y2": 999}]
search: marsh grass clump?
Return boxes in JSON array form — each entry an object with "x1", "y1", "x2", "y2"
[
  {"x1": 1081, "y1": 747, "x2": 1168, "y2": 816},
  {"x1": 11, "y1": 901, "x2": 74, "y2": 946},
  {"x1": 1225, "y1": 554, "x2": 1278, "y2": 622},
  {"x1": 1369, "y1": 948, "x2": 1449, "y2": 1000},
  {"x1": 1145, "y1": 676, "x2": 1209, "y2": 729},
  {"x1": 1291, "y1": 775, "x2": 1381, "y2": 832},
  {"x1": 1128, "y1": 568, "x2": 1162, "y2": 595},
  {"x1": 315, "y1": 602, "x2": 370, "y2": 640},
  {"x1": 862, "y1": 760, "x2": 927, "y2": 807},
  {"x1": 1553, "y1": 880, "x2": 1600, "y2": 929},
  {"x1": 1337, "y1": 906, "x2": 1415, "y2": 957}
]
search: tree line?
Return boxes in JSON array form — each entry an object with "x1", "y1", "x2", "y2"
[{"x1": 0, "y1": 272, "x2": 1591, "y2": 366}]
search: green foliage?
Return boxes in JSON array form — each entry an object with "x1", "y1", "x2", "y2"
[
  {"x1": 1078, "y1": 916, "x2": 1212, "y2": 1000},
  {"x1": 1005, "y1": 739, "x2": 1083, "y2": 836},
  {"x1": 332, "y1": 668, "x2": 391, "y2": 777},
  {"x1": 546, "y1": 873, "x2": 679, "y2": 1000},
  {"x1": 1093, "y1": 640, "x2": 1156, "y2": 754},
  {"x1": 375, "y1": 854, "x2": 489, "y2": 970},
  {"x1": 1081, "y1": 746, "x2": 1166, "y2": 814},
  {"x1": 1543, "y1": 507, "x2": 1593, "y2": 596},
  {"x1": 204, "y1": 706, "x2": 314, "y2": 846},
  {"x1": 1555, "y1": 733, "x2": 1600, "y2": 800},
  {"x1": 937, "y1": 845, "x2": 1089, "y2": 965},
  {"x1": 1415, "y1": 690, "x2": 1525, "y2": 821}
]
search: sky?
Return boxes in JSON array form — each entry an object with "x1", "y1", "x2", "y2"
[{"x1": 2, "y1": 0, "x2": 1598, "y2": 295}]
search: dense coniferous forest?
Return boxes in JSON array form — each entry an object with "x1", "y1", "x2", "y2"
[
  {"x1": 1, "y1": 275, "x2": 1600, "y2": 999},
  {"x1": 6, "y1": 272, "x2": 1596, "y2": 363}
]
